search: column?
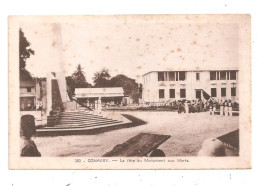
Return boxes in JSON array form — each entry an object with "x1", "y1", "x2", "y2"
[{"x1": 98, "y1": 97, "x2": 102, "y2": 114}]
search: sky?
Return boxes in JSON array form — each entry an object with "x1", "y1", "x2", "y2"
[{"x1": 21, "y1": 15, "x2": 239, "y2": 84}]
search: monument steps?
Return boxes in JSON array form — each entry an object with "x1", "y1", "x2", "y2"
[
  {"x1": 57, "y1": 120, "x2": 119, "y2": 125},
  {"x1": 56, "y1": 118, "x2": 121, "y2": 125},
  {"x1": 43, "y1": 121, "x2": 123, "y2": 129},
  {"x1": 57, "y1": 117, "x2": 113, "y2": 122},
  {"x1": 36, "y1": 111, "x2": 132, "y2": 136}
]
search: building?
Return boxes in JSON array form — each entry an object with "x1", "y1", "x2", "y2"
[
  {"x1": 20, "y1": 78, "x2": 48, "y2": 112},
  {"x1": 20, "y1": 79, "x2": 37, "y2": 111},
  {"x1": 142, "y1": 68, "x2": 239, "y2": 103},
  {"x1": 20, "y1": 78, "x2": 48, "y2": 125},
  {"x1": 74, "y1": 87, "x2": 125, "y2": 108}
]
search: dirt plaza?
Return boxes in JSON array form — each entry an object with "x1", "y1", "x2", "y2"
[{"x1": 34, "y1": 111, "x2": 239, "y2": 157}]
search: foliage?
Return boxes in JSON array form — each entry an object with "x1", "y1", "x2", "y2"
[
  {"x1": 65, "y1": 76, "x2": 75, "y2": 99},
  {"x1": 92, "y1": 68, "x2": 142, "y2": 103},
  {"x1": 20, "y1": 68, "x2": 33, "y2": 81},
  {"x1": 19, "y1": 29, "x2": 35, "y2": 80},
  {"x1": 66, "y1": 64, "x2": 91, "y2": 99},
  {"x1": 93, "y1": 68, "x2": 111, "y2": 87},
  {"x1": 19, "y1": 28, "x2": 35, "y2": 69},
  {"x1": 72, "y1": 64, "x2": 92, "y2": 88},
  {"x1": 110, "y1": 74, "x2": 141, "y2": 103}
]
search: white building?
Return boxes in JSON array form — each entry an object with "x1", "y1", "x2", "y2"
[
  {"x1": 142, "y1": 68, "x2": 239, "y2": 103},
  {"x1": 74, "y1": 87, "x2": 125, "y2": 108}
]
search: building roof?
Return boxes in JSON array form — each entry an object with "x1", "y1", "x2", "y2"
[
  {"x1": 20, "y1": 79, "x2": 36, "y2": 87},
  {"x1": 75, "y1": 87, "x2": 124, "y2": 98},
  {"x1": 142, "y1": 67, "x2": 239, "y2": 76},
  {"x1": 20, "y1": 93, "x2": 36, "y2": 97}
]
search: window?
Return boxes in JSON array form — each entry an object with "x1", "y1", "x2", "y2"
[
  {"x1": 227, "y1": 71, "x2": 230, "y2": 80},
  {"x1": 176, "y1": 72, "x2": 179, "y2": 81},
  {"x1": 210, "y1": 71, "x2": 216, "y2": 80},
  {"x1": 165, "y1": 72, "x2": 168, "y2": 81},
  {"x1": 169, "y1": 89, "x2": 175, "y2": 98},
  {"x1": 27, "y1": 87, "x2": 31, "y2": 92},
  {"x1": 169, "y1": 72, "x2": 175, "y2": 81},
  {"x1": 196, "y1": 73, "x2": 200, "y2": 81},
  {"x1": 230, "y1": 71, "x2": 236, "y2": 80},
  {"x1": 221, "y1": 88, "x2": 226, "y2": 97},
  {"x1": 231, "y1": 87, "x2": 236, "y2": 96},
  {"x1": 217, "y1": 71, "x2": 220, "y2": 80},
  {"x1": 159, "y1": 89, "x2": 165, "y2": 98},
  {"x1": 220, "y1": 71, "x2": 227, "y2": 80},
  {"x1": 179, "y1": 71, "x2": 186, "y2": 81},
  {"x1": 196, "y1": 90, "x2": 201, "y2": 99},
  {"x1": 158, "y1": 72, "x2": 164, "y2": 81},
  {"x1": 180, "y1": 89, "x2": 186, "y2": 98},
  {"x1": 211, "y1": 88, "x2": 217, "y2": 97}
]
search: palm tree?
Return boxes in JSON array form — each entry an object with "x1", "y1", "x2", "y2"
[{"x1": 72, "y1": 64, "x2": 91, "y2": 88}]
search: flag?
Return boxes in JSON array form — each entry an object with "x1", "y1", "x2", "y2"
[{"x1": 202, "y1": 89, "x2": 210, "y2": 100}]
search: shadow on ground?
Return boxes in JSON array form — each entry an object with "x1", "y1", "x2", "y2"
[{"x1": 36, "y1": 114, "x2": 147, "y2": 137}]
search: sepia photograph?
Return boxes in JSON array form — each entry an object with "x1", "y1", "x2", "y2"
[{"x1": 8, "y1": 15, "x2": 251, "y2": 169}]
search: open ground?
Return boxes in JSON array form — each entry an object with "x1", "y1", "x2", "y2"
[{"x1": 34, "y1": 112, "x2": 239, "y2": 157}]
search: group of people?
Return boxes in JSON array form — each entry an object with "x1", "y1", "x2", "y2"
[
  {"x1": 36, "y1": 101, "x2": 43, "y2": 110},
  {"x1": 20, "y1": 101, "x2": 43, "y2": 111},
  {"x1": 209, "y1": 99, "x2": 239, "y2": 116},
  {"x1": 175, "y1": 99, "x2": 239, "y2": 115},
  {"x1": 176, "y1": 99, "x2": 206, "y2": 114}
]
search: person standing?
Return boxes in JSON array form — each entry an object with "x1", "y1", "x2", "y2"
[
  {"x1": 39, "y1": 101, "x2": 43, "y2": 110},
  {"x1": 204, "y1": 100, "x2": 207, "y2": 111},
  {"x1": 228, "y1": 99, "x2": 232, "y2": 116},
  {"x1": 36, "y1": 101, "x2": 39, "y2": 111},
  {"x1": 201, "y1": 100, "x2": 204, "y2": 112},
  {"x1": 213, "y1": 101, "x2": 217, "y2": 115},
  {"x1": 185, "y1": 101, "x2": 189, "y2": 114},
  {"x1": 220, "y1": 100, "x2": 224, "y2": 116},
  {"x1": 94, "y1": 99, "x2": 98, "y2": 110},
  {"x1": 97, "y1": 97, "x2": 102, "y2": 114},
  {"x1": 27, "y1": 102, "x2": 31, "y2": 110},
  {"x1": 177, "y1": 101, "x2": 182, "y2": 114},
  {"x1": 20, "y1": 115, "x2": 41, "y2": 157},
  {"x1": 209, "y1": 102, "x2": 213, "y2": 115},
  {"x1": 224, "y1": 100, "x2": 229, "y2": 116},
  {"x1": 21, "y1": 103, "x2": 25, "y2": 111}
]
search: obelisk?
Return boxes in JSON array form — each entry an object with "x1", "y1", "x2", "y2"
[{"x1": 47, "y1": 23, "x2": 68, "y2": 115}]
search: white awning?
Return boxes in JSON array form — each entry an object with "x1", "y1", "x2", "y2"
[
  {"x1": 75, "y1": 87, "x2": 124, "y2": 98},
  {"x1": 20, "y1": 93, "x2": 36, "y2": 97}
]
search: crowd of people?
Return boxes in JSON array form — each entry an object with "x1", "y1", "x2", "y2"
[
  {"x1": 174, "y1": 99, "x2": 239, "y2": 115},
  {"x1": 20, "y1": 101, "x2": 43, "y2": 111}
]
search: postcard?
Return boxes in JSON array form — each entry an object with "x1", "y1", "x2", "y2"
[{"x1": 9, "y1": 15, "x2": 251, "y2": 169}]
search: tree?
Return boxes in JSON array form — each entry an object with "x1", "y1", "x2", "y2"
[
  {"x1": 20, "y1": 68, "x2": 34, "y2": 81},
  {"x1": 19, "y1": 28, "x2": 35, "y2": 80},
  {"x1": 93, "y1": 68, "x2": 111, "y2": 87},
  {"x1": 110, "y1": 74, "x2": 142, "y2": 103},
  {"x1": 65, "y1": 76, "x2": 75, "y2": 99},
  {"x1": 72, "y1": 64, "x2": 91, "y2": 88}
]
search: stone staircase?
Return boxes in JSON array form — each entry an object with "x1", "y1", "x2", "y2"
[{"x1": 36, "y1": 111, "x2": 132, "y2": 136}]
